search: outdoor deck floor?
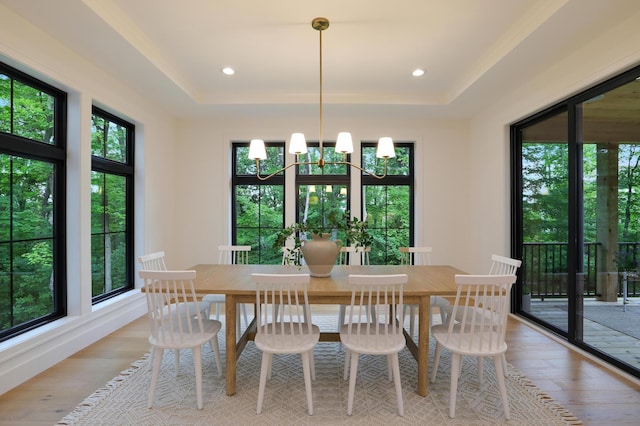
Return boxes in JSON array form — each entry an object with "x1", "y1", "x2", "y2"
[{"x1": 529, "y1": 298, "x2": 640, "y2": 370}]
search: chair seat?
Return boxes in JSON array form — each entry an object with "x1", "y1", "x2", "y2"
[
  {"x1": 431, "y1": 323, "x2": 507, "y2": 356},
  {"x1": 202, "y1": 294, "x2": 224, "y2": 303},
  {"x1": 149, "y1": 318, "x2": 222, "y2": 350},
  {"x1": 339, "y1": 324, "x2": 405, "y2": 355},
  {"x1": 255, "y1": 323, "x2": 320, "y2": 354}
]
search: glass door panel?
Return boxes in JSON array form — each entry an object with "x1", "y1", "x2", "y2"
[
  {"x1": 581, "y1": 80, "x2": 640, "y2": 368},
  {"x1": 520, "y1": 110, "x2": 569, "y2": 333}
]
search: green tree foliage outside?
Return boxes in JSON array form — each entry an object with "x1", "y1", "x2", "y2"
[
  {"x1": 0, "y1": 72, "x2": 57, "y2": 333},
  {"x1": 90, "y1": 114, "x2": 129, "y2": 297},
  {"x1": 233, "y1": 142, "x2": 414, "y2": 265}
]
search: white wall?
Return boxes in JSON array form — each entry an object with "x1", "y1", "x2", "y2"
[
  {"x1": 173, "y1": 111, "x2": 472, "y2": 271},
  {"x1": 0, "y1": 5, "x2": 176, "y2": 395},
  {"x1": 467, "y1": 9, "x2": 640, "y2": 274}
]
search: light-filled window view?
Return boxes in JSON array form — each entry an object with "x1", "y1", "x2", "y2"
[
  {"x1": 232, "y1": 141, "x2": 415, "y2": 265},
  {"x1": 0, "y1": 62, "x2": 66, "y2": 341},
  {"x1": 90, "y1": 107, "x2": 134, "y2": 302},
  {"x1": 513, "y1": 68, "x2": 640, "y2": 377}
]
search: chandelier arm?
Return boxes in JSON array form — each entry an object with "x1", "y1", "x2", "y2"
[
  {"x1": 255, "y1": 159, "x2": 327, "y2": 181},
  {"x1": 323, "y1": 158, "x2": 390, "y2": 180},
  {"x1": 254, "y1": 160, "x2": 298, "y2": 181}
]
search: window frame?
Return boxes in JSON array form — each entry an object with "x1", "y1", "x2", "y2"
[
  {"x1": 361, "y1": 141, "x2": 415, "y2": 264},
  {"x1": 231, "y1": 141, "x2": 285, "y2": 264},
  {"x1": 0, "y1": 61, "x2": 67, "y2": 341},
  {"x1": 90, "y1": 106, "x2": 134, "y2": 303}
]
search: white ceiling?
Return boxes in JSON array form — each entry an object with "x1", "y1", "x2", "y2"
[{"x1": 2, "y1": 0, "x2": 639, "y2": 118}]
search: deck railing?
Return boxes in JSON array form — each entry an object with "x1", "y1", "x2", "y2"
[{"x1": 522, "y1": 242, "x2": 640, "y2": 298}]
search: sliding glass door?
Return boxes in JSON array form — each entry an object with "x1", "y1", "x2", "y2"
[{"x1": 512, "y1": 66, "x2": 640, "y2": 379}]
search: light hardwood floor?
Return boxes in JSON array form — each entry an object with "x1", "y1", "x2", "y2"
[{"x1": 0, "y1": 312, "x2": 638, "y2": 425}]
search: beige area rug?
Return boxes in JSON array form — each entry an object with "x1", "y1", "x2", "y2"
[{"x1": 58, "y1": 318, "x2": 581, "y2": 425}]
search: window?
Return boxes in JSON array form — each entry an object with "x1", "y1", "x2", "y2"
[
  {"x1": 361, "y1": 142, "x2": 414, "y2": 264},
  {"x1": 231, "y1": 140, "x2": 415, "y2": 265},
  {"x1": 91, "y1": 107, "x2": 134, "y2": 302},
  {"x1": 0, "y1": 61, "x2": 66, "y2": 341},
  {"x1": 232, "y1": 141, "x2": 285, "y2": 264},
  {"x1": 296, "y1": 142, "x2": 350, "y2": 243}
]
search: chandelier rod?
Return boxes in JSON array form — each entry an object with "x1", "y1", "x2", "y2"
[{"x1": 250, "y1": 17, "x2": 394, "y2": 181}]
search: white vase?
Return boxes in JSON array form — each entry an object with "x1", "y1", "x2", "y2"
[{"x1": 300, "y1": 233, "x2": 342, "y2": 277}]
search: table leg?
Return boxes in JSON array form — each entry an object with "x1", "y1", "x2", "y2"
[
  {"x1": 225, "y1": 295, "x2": 237, "y2": 396},
  {"x1": 417, "y1": 295, "x2": 431, "y2": 396}
]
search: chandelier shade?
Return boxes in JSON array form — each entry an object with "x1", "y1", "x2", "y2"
[
  {"x1": 248, "y1": 139, "x2": 267, "y2": 160},
  {"x1": 249, "y1": 17, "x2": 395, "y2": 180}
]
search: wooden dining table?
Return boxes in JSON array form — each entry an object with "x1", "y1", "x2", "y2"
[{"x1": 189, "y1": 263, "x2": 464, "y2": 397}]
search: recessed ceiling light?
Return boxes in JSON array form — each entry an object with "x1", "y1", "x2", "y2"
[
  {"x1": 412, "y1": 69, "x2": 425, "y2": 77},
  {"x1": 221, "y1": 67, "x2": 235, "y2": 75}
]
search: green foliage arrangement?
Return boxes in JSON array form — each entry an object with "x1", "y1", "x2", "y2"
[{"x1": 274, "y1": 210, "x2": 372, "y2": 266}]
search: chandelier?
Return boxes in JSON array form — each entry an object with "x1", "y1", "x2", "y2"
[{"x1": 248, "y1": 17, "x2": 396, "y2": 181}]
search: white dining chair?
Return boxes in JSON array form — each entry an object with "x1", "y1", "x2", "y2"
[
  {"x1": 399, "y1": 246, "x2": 450, "y2": 336},
  {"x1": 252, "y1": 273, "x2": 319, "y2": 415},
  {"x1": 340, "y1": 274, "x2": 408, "y2": 416},
  {"x1": 337, "y1": 246, "x2": 373, "y2": 328},
  {"x1": 445, "y1": 254, "x2": 522, "y2": 379},
  {"x1": 202, "y1": 245, "x2": 251, "y2": 335},
  {"x1": 138, "y1": 251, "x2": 210, "y2": 374},
  {"x1": 337, "y1": 245, "x2": 370, "y2": 266},
  {"x1": 431, "y1": 274, "x2": 516, "y2": 419},
  {"x1": 140, "y1": 269, "x2": 222, "y2": 409}
]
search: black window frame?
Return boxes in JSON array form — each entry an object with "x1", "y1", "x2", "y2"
[
  {"x1": 361, "y1": 141, "x2": 415, "y2": 264},
  {"x1": 90, "y1": 106, "x2": 135, "y2": 303},
  {"x1": 231, "y1": 141, "x2": 285, "y2": 264},
  {"x1": 294, "y1": 141, "x2": 352, "y2": 225},
  {"x1": 0, "y1": 61, "x2": 67, "y2": 341}
]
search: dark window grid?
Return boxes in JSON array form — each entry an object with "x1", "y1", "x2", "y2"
[
  {"x1": 361, "y1": 142, "x2": 414, "y2": 264},
  {"x1": 90, "y1": 108, "x2": 134, "y2": 304},
  {"x1": 0, "y1": 62, "x2": 66, "y2": 342},
  {"x1": 91, "y1": 106, "x2": 134, "y2": 165},
  {"x1": 232, "y1": 142, "x2": 285, "y2": 264},
  {"x1": 1, "y1": 61, "x2": 66, "y2": 147},
  {"x1": 294, "y1": 142, "x2": 352, "y2": 177}
]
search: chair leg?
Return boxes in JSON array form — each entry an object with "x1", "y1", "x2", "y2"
[
  {"x1": 148, "y1": 345, "x2": 155, "y2": 370},
  {"x1": 501, "y1": 353, "x2": 508, "y2": 377},
  {"x1": 431, "y1": 343, "x2": 443, "y2": 383},
  {"x1": 308, "y1": 348, "x2": 316, "y2": 380},
  {"x1": 343, "y1": 349, "x2": 351, "y2": 380},
  {"x1": 256, "y1": 352, "x2": 272, "y2": 414},
  {"x1": 387, "y1": 354, "x2": 393, "y2": 381},
  {"x1": 346, "y1": 352, "x2": 360, "y2": 415},
  {"x1": 240, "y1": 303, "x2": 249, "y2": 327},
  {"x1": 448, "y1": 353, "x2": 462, "y2": 419},
  {"x1": 390, "y1": 353, "x2": 404, "y2": 416},
  {"x1": 338, "y1": 305, "x2": 346, "y2": 329},
  {"x1": 494, "y1": 354, "x2": 510, "y2": 420},
  {"x1": 193, "y1": 345, "x2": 204, "y2": 409},
  {"x1": 210, "y1": 337, "x2": 222, "y2": 377},
  {"x1": 439, "y1": 306, "x2": 447, "y2": 324},
  {"x1": 148, "y1": 347, "x2": 163, "y2": 408},
  {"x1": 301, "y1": 351, "x2": 314, "y2": 415},
  {"x1": 267, "y1": 352, "x2": 273, "y2": 380}
]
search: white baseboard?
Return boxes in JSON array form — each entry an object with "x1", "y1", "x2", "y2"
[{"x1": 0, "y1": 291, "x2": 147, "y2": 396}]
